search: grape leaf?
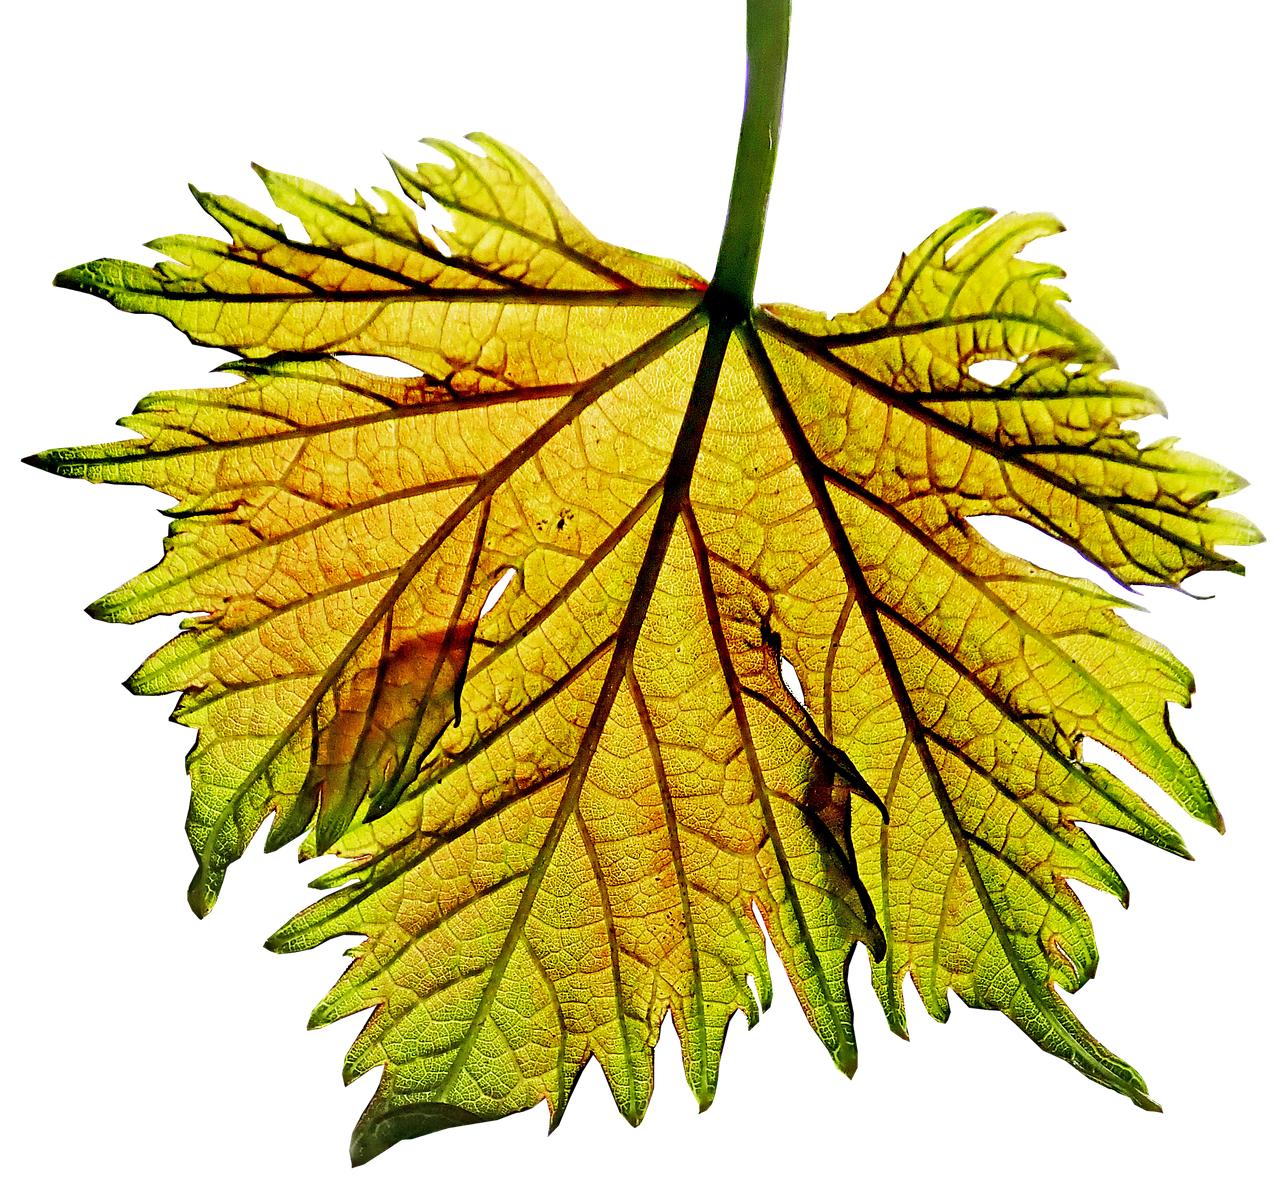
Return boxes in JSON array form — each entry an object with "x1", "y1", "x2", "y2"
[{"x1": 29, "y1": 133, "x2": 1257, "y2": 1160}]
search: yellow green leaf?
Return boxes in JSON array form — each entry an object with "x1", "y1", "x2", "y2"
[{"x1": 30, "y1": 130, "x2": 1257, "y2": 1158}]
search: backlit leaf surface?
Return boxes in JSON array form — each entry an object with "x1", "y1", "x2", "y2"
[{"x1": 32, "y1": 135, "x2": 1258, "y2": 1160}]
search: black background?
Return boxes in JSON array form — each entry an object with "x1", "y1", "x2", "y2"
[{"x1": 20, "y1": 2, "x2": 1269, "y2": 1177}]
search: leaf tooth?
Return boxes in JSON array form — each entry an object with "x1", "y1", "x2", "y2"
[
  {"x1": 308, "y1": 987, "x2": 360, "y2": 1029},
  {"x1": 185, "y1": 183, "x2": 284, "y2": 251},
  {"x1": 264, "y1": 895, "x2": 350, "y2": 955},
  {"x1": 945, "y1": 210, "x2": 1066, "y2": 274},
  {"x1": 920, "y1": 206, "x2": 998, "y2": 267},
  {"x1": 386, "y1": 156, "x2": 425, "y2": 207},
  {"x1": 251, "y1": 164, "x2": 351, "y2": 250},
  {"x1": 370, "y1": 185, "x2": 428, "y2": 242},
  {"x1": 1081, "y1": 762, "x2": 1193, "y2": 855}
]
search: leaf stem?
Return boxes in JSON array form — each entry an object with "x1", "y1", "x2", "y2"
[{"x1": 709, "y1": 0, "x2": 790, "y2": 319}]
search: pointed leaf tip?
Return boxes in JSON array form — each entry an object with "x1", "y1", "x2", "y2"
[{"x1": 350, "y1": 1102, "x2": 486, "y2": 1167}]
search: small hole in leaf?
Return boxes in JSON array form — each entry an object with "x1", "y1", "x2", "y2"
[
  {"x1": 481, "y1": 568, "x2": 514, "y2": 616},
  {"x1": 969, "y1": 359, "x2": 1016, "y2": 386},
  {"x1": 1065, "y1": 362, "x2": 1082, "y2": 374},
  {"x1": 773, "y1": 655, "x2": 803, "y2": 711}
]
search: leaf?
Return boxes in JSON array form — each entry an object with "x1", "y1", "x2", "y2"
[{"x1": 30, "y1": 135, "x2": 1258, "y2": 1158}]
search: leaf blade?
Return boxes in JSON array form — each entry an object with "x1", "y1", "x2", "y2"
[{"x1": 35, "y1": 145, "x2": 1255, "y2": 1149}]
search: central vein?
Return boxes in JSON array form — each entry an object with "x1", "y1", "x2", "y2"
[{"x1": 438, "y1": 312, "x2": 731, "y2": 1097}]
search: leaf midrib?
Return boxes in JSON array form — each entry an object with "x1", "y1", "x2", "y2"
[{"x1": 430, "y1": 314, "x2": 732, "y2": 1103}]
